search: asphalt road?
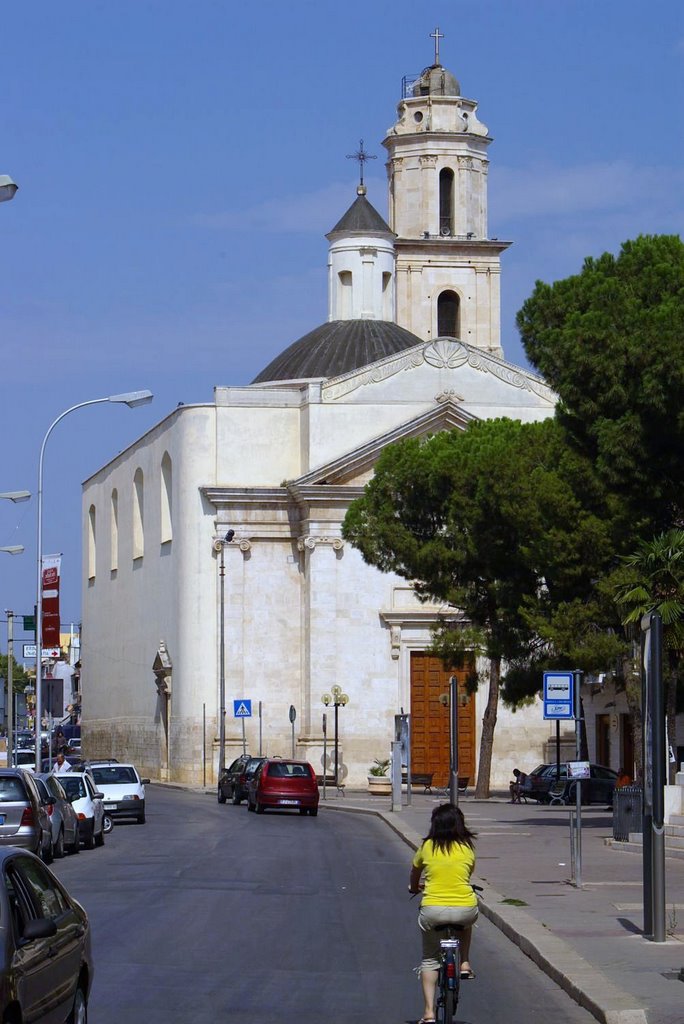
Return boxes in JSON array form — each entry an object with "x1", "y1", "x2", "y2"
[{"x1": 50, "y1": 785, "x2": 596, "y2": 1023}]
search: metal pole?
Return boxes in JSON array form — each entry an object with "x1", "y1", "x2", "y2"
[
  {"x1": 202, "y1": 703, "x2": 206, "y2": 788},
  {"x1": 449, "y1": 675, "x2": 459, "y2": 806},
  {"x1": 390, "y1": 739, "x2": 402, "y2": 811},
  {"x1": 650, "y1": 613, "x2": 666, "y2": 942},
  {"x1": 6, "y1": 612, "x2": 13, "y2": 769},
  {"x1": 555, "y1": 720, "x2": 561, "y2": 780},
  {"x1": 218, "y1": 544, "x2": 226, "y2": 778},
  {"x1": 322, "y1": 713, "x2": 327, "y2": 800},
  {"x1": 259, "y1": 700, "x2": 262, "y2": 757},
  {"x1": 334, "y1": 702, "x2": 339, "y2": 787},
  {"x1": 406, "y1": 714, "x2": 412, "y2": 808},
  {"x1": 574, "y1": 670, "x2": 582, "y2": 888},
  {"x1": 241, "y1": 718, "x2": 246, "y2": 756}
]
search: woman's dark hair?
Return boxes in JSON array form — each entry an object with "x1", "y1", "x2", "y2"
[{"x1": 423, "y1": 802, "x2": 476, "y2": 853}]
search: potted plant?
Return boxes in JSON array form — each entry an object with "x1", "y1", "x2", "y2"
[{"x1": 367, "y1": 757, "x2": 391, "y2": 795}]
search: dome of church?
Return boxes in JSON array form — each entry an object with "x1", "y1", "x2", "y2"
[
  {"x1": 412, "y1": 64, "x2": 460, "y2": 97},
  {"x1": 252, "y1": 320, "x2": 423, "y2": 384}
]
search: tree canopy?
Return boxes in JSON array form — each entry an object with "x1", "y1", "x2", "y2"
[
  {"x1": 517, "y1": 235, "x2": 684, "y2": 529},
  {"x1": 343, "y1": 417, "x2": 628, "y2": 794}
]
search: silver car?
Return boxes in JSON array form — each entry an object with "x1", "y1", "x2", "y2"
[
  {"x1": 34, "y1": 773, "x2": 81, "y2": 857},
  {"x1": 0, "y1": 769, "x2": 53, "y2": 862}
]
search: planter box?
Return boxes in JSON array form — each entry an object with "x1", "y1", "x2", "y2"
[{"x1": 367, "y1": 776, "x2": 391, "y2": 795}]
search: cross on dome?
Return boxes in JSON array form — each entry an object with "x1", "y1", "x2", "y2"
[
  {"x1": 430, "y1": 26, "x2": 444, "y2": 66},
  {"x1": 346, "y1": 139, "x2": 377, "y2": 192}
]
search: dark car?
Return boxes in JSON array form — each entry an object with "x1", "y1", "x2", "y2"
[
  {"x1": 523, "y1": 763, "x2": 618, "y2": 805},
  {"x1": 246, "y1": 759, "x2": 319, "y2": 816},
  {"x1": 0, "y1": 770, "x2": 53, "y2": 863},
  {"x1": 217, "y1": 755, "x2": 266, "y2": 806},
  {"x1": 0, "y1": 846, "x2": 92, "y2": 1021}
]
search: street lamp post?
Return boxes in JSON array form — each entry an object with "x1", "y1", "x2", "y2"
[
  {"x1": 215, "y1": 530, "x2": 235, "y2": 780},
  {"x1": 1, "y1": 493, "x2": 29, "y2": 767},
  {"x1": 321, "y1": 685, "x2": 349, "y2": 787},
  {"x1": 35, "y1": 391, "x2": 153, "y2": 767}
]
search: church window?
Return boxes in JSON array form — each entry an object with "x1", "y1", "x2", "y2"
[
  {"x1": 437, "y1": 290, "x2": 460, "y2": 338},
  {"x1": 133, "y1": 468, "x2": 144, "y2": 560},
  {"x1": 338, "y1": 271, "x2": 352, "y2": 319},
  {"x1": 88, "y1": 505, "x2": 96, "y2": 580},
  {"x1": 110, "y1": 489, "x2": 118, "y2": 573},
  {"x1": 439, "y1": 168, "x2": 454, "y2": 236},
  {"x1": 161, "y1": 453, "x2": 173, "y2": 544}
]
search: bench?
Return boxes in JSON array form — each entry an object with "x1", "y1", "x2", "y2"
[
  {"x1": 316, "y1": 774, "x2": 345, "y2": 796},
  {"x1": 401, "y1": 772, "x2": 434, "y2": 794}
]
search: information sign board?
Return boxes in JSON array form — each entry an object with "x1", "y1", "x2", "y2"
[
  {"x1": 543, "y1": 671, "x2": 575, "y2": 720},
  {"x1": 233, "y1": 699, "x2": 252, "y2": 718}
]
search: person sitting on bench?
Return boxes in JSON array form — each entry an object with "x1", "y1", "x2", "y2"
[{"x1": 509, "y1": 768, "x2": 527, "y2": 803}]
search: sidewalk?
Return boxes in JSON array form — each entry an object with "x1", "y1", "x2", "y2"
[{"x1": 319, "y1": 789, "x2": 683, "y2": 1024}]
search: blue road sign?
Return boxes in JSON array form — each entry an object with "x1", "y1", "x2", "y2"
[
  {"x1": 543, "y1": 672, "x2": 575, "y2": 720},
  {"x1": 233, "y1": 699, "x2": 252, "y2": 718}
]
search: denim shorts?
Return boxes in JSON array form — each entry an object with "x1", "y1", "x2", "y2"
[{"x1": 418, "y1": 904, "x2": 479, "y2": 971}]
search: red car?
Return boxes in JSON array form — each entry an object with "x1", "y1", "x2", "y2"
[{"x1": 246, "y1": 759, "x2": 319, "y2": 816}]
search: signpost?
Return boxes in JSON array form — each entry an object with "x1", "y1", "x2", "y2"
[
  {"x1": 289, "y1": 704, "x2": 296, "y2": 758},
  {"x1": 233, "y1": 699, "x2": 251, "y2": 755},
  {"x1": 544, "y1": 670, "x2": 583, "y2": 886},
  {"x1": 642, "y1": 612, "x2": 665, "y2": 942}
]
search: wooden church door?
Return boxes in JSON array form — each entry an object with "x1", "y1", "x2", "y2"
[{"x1": 410, "y1": 652, "x2": 476, "y2": 788}]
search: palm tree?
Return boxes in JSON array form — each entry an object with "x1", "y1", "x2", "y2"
[{"x1": 613, "y1": 530, "x2": 684, "y2": 783}]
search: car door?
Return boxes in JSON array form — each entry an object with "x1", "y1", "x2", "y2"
[
  {"x1": 5, "y1": 855, "x2": 83, "y2": 1022},
  {"x1": 85, "y1": 774, "x2": 104, "y2": 835}
]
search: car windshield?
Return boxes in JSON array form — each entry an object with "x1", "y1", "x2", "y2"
[
  {"x1": 267, "y1": 762, "x2": 309, "y2": 778},
  {"x1": 61, "y1": 776, "x2": 87, "y2": 801},
  {"x1": 91, "y1": 766, "x2": 138, "y2": 785}
]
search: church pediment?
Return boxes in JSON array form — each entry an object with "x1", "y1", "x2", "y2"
[
  {"x1": 321, "y1": 337, "x2": 555, "y2": 407},
  {"x1": 291, "y1": 399, "x2": 476, "y2": 489}
]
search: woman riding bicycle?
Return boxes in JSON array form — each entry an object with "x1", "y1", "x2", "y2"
[{"x1": 408, "y1": 803, "x2": 478, "y2": 1024}]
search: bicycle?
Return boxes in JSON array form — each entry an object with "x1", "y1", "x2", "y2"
[{"x1": 412, "y1": 884, "x2": 483, "y2": 1024}]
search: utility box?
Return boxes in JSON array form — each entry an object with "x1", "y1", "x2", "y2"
[{"x1": 613, "y1": 786, "x2": 643, "y2": 841}]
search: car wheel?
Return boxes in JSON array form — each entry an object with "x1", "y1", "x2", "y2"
[
  {"x1": 68, "y1": 985, "x2": 88, "y2": 1024},
  {"x1": 95, "y1": 823, "x2": 105, "y2": 847},
  {"x1": 84, "y1": 823, "x2": 96, "y2": 850},
  {"x1": 309, "y1": 808, "x2": 318, "y2": 817},
  {"x1": 217, "y1": 785, "x2": 226, "y2": 804},
  {"x1": 54, "y1": 827, "x2": 65, "y2": 859},
  {"x1": 69, "y1": 833, "x2": 81, "y2": 855},
  {"x1": 247, "y1": 797, "x2": 255, "y2": 812},
  {"x1": 255, "y1": 800, "x2": 264, "y2": 814},
  {"x1": 103, "y1": 814, "x2": 114, "y2": 834},
  {"x1": 231, "y1": 788, "x2": 242, "y2": 806}
]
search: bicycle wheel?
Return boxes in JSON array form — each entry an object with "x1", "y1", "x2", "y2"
[{"x1": 443, "y1": 987, "x2": 458, "y2": 1022}]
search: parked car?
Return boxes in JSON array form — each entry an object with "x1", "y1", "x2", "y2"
[
  {"x1": 0, "y1": 769, "x2": 53, "y2": 862},
  {"x1": 217, "y1": 755, "x2": 266, "y2": 805},
  {"x1": 0, "y1": 846, "x2": 92, "y2": 1021},
  {"x1": 14, "y1": 750, "x2": 36, "y2": 771},
  {"x1": 523, "y1": 762, "x2": 618, "y2": 805},
  {"x1": 34, "y1": 773, "x2": 81, "y2": 857},
  {"x1": 60, "y1": 771, "x2": 106, "y2": 849},
  {"x1": 86, "y1": 761, "x2": 149, "y2": 825},
  {"x1": 246, "y1": 759, "x2": 319, "y2": 816}
]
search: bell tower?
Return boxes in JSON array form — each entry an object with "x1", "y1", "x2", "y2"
[{"x1": 383, "y1": 31, "x2": 510, "y2": 356}]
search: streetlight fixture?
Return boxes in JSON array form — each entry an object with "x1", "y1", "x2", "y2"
[
  {"x1": 321, "y1": 685, "x2": 349, "y2": 787},
  {"x1": 0, "y1": 492, "x2": 31, "y2": 503},
  {"x1": 214, "y1": 530, "x2": 235, "y2": 779},
  {"x1": 35, "y1": 389, "x2": 153, "y2": 766},
  {"x1": 0, "y1": 175, "x2": 18, "y2": 203},
  {"x1": 0, "y1": 546, "x2": 24, "y2": 555}
]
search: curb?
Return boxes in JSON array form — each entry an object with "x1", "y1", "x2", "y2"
[{"x1": 322, "y1": 800, "x2": 648, "y2": 1024}]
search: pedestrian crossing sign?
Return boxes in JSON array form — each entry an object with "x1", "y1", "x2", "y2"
[{"x1": 233, "y1": 699, "x2": 252, "y2": 718}]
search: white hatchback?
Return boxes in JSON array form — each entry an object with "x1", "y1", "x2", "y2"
[
  {"x1": 87, "y1": 761, "x2": 149, "y2": 826},
  {"x1": 59, "y1": 770, "x2": 105, "y2": 849}
]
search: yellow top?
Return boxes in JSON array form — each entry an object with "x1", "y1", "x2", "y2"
[{"x1": 412, "y1": 839, "x2": 477, "y2": 907}]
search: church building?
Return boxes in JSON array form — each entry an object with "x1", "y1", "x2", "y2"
[{"x1": 81, "y1": 42, "x2": 557, "y2": 787}]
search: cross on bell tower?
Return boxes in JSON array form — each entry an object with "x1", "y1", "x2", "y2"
[{"x1": 430, "y1": 26, "x2": 444, "y2": 66}]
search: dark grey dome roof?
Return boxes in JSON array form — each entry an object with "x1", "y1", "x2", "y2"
[
  {"x1": 412, "y1": 64, "x2": 460, "y2": 97},
  {"x1": 327, "y1": 192, "x2": 393, "y2": 238},
  {"x1": 252, "y1": 320, "x2": 423, "y2": 384}
]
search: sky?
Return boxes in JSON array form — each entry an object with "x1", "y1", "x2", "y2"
[{"x1": 1, "y1": 0, "x2": 683, "y2": 651}]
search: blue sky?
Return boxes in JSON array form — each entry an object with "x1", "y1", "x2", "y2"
[{"x1": 1, "y1": 0, "x2": 683, "y2": 640}]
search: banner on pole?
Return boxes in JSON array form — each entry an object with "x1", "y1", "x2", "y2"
[{"x1": 41, "y1": 555, "x2": 61, "y2": 647}]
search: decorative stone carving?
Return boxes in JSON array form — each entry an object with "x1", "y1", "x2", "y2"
[
  {"x1": 424, "y1": 339, "x2": 470, "y2": 370},
  {"x1": 297, "y1": 536, "x2": 345, "y2": 552},
  {"x1": 419, "y1": 155, "x2": 438, "y2": 168},
  {"x1": 238, "y1": 538, "x2": 252, "y2": 553},
  {"x1": 390, "y1": 626, "x2": 401, "y2": 660},
  {"x1": 435, "y1": 389, "x2": 465, "y2": 404}
]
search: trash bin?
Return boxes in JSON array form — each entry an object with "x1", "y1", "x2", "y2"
[{"x1": 612, "y1": 785, "x2": 642, "y2": 841}]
